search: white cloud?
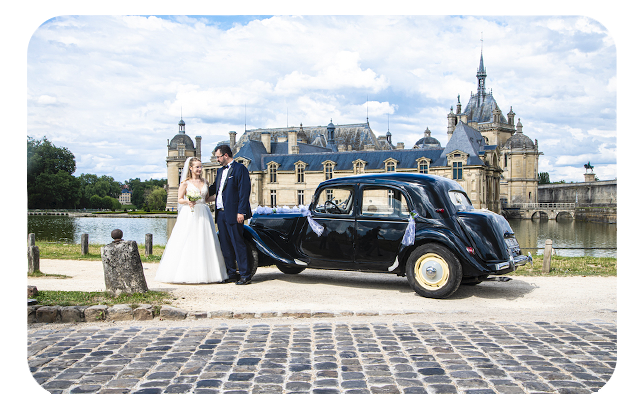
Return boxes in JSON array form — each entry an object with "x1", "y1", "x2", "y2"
[{"x1": 26, "y1": 15, "x2": 617, "y2": 183}]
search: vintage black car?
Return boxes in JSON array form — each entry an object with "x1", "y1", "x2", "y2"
[{"x1": 240, "y1": 173, "x2": 529, "y2": 298}]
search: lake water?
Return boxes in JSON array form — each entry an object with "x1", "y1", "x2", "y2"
[{"x1": 27, "y1": 215, "x2": 617, "y2": 257}]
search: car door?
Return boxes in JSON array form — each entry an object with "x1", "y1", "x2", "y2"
[
  {"x1": 355, "y1": 184, "x2": 411, "y2": 271},
  {"x1": 298, "y1": 185, "x2": 356, "y2": 270}
]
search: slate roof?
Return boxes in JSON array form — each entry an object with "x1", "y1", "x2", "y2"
[
  {"x1": 236, "y1": 122, "x2": 382, "y2": 152},
  {"x1": 432, "y1": 122, "x2": 487, "y2": 167},
  {"x1": 233, "y1": 120, "x2": 493, "y2": 173},
  {"x1": 259, "y1": 147, "x2": 444, "y2": 172},
  {"x1": 462, "y1": 93, "x2": 507, "y2": 124},
  {"x1": 169, "y1": 133, "x2": 195, "y2": 150}
]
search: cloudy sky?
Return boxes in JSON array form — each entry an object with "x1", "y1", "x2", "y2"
[{"x1": 24, "y1": 9, "x2": 619, "y2": 185}]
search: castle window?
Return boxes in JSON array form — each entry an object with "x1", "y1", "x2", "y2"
[
  {"x1": 418, "y1": 160, "x2": 429, "y2": 174},
  {"x1": 297, "y1": 190, "x2": 305, "y2": 206},
  {"x1": 353, "y1": 161, "x2": 365, "y2": 175},
  {"x1": 453, "y1": 162, "x2": 463, "y2": 180},
  {"x1": 385, "y1": 161, "x2": 396, "y2": 172},
  {"x1": 296, "y1": 164, "x2": 305, "y2": 183},
  {"x1": 324, "y1": 163, "x2": 334, "y2": 180},
  {"x1": 178, "y1": 167, "x2": 184, "y2": 184},
  {"x1": 269, "y1": 164, "x2": 277, "y2": 183},
  {"x1": 270, "y1": 190, "x2": 277, "y2": 207}
]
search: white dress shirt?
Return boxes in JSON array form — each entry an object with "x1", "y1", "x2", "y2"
[{"x1": 216, "y1": 161, "x2": 232, "y2": 210}]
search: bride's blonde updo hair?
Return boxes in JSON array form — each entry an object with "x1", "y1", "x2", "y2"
[{"x1": 185, "y1": 157, "x2": 202, "y2": 181}]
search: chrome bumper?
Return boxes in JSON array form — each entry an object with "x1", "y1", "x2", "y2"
[{"x1": 494, "y1": 254, "x2": 531, "y2": 271}]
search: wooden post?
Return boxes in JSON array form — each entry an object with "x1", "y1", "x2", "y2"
[
  {"x1": 542, "y1": 239, "x2": 552, "y2": 274},
  {"x1": 145, "y1": 233, "x2": 153, "y2": 256},
  {"x1": 28, "y1": 233, "x2": 39, "y2": 273},
  {"x1": 81, "y1": 233, "x2": 89, "y2": 255}
]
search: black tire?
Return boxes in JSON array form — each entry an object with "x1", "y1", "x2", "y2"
[
  {"x1": 246, "y1": 241, "x2": 259, "y2": 279},
  {"x1": 405, "y1": 243, "x2": 462, "y2": 299},
  {"x1": 276, "y1": 264, "x2": 305, "y2": 274}
]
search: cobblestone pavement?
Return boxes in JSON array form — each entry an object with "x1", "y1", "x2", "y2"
[{"x1": 27, "y1": 319, "x2": 616, "y2": 394}]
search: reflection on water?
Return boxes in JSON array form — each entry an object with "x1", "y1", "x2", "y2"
[
  {"x1": 28, "y1": 215, "x2": 617, "y2": 257},
  {"x1": 28, "y1": 215, "x2": 173, "y2": 246},
  {"x1": 509, "y1": 218, "x2": 617, "y2": 257}
]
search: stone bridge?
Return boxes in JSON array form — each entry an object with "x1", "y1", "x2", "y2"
[{"x1": 501, "y1": 203, "x2": 576, "y2": 220}]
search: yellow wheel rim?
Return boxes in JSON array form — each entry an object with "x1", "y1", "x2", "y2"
[{"x1": 414, "y1": 253, "x2": 449, "y2": 290}]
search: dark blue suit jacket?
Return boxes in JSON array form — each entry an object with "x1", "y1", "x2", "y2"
[{"x1": 210, "y1": 161, "x2": 252, "y2": 223}]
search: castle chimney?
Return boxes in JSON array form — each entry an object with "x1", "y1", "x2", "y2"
[
  {"x1": 229, "y1": 131, "x2": 237, "y2": 149},
  {"x1": 261, "y1": 133, "x2": 272, "y2": 154},
  {"x1": 195, "y1": 136, "x2": 202, "y2": 159}
]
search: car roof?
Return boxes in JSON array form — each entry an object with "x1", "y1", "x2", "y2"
[{"x1": 321, "y1": 172, "x2": 464, "y2": 191}]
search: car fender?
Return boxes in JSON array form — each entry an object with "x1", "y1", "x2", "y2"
[
  {"x1": 242, "y1": 225, "x2": 304, "y2": 267},
  {"x1": 396, "y1": 227, "x2": 490, "y2": 275}
]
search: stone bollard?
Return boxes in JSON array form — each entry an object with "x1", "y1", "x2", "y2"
[
  {"x1": 542, "y1": 239, "x2": 553, "y2": 274},
  {"x1": 101, "y1": 229, "x2": 148, "y2": 296},
  {"x1": 145, "y1": 233, "x2": 153, "y2": 256},
  {"x1": 27, "y1": 233, "x2": 39, "y2": 274},
  {"x1": 81, "y1": 233, "x2": 89, "y2": 255}
]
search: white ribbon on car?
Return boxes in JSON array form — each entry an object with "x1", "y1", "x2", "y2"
[
  {"x1": 401, "y1": 211, "x2": 419, "y2": 246},
  {"x1": 302, "y1": 209, "x2": 324, "y2": 237}
]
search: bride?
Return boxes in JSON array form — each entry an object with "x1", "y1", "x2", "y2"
[{"x1": 155, "y1": 157, "x2": 228, "y2": 284}]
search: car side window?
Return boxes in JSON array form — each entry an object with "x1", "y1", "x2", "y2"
[
  {"x1": 313, "y1": 186, "x2": 354, "y2": 215},
  {"x1": 361, "y1": 187, "x2": 409, "y2": 218}
]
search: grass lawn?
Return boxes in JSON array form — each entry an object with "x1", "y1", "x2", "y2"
[
  {"x1": 32, "y1": 290, "x2": 172, "y2": 307},
  {"x1": 512, "y1": 254, "x2": 616, "y2": 277},
  {"x1": 36, "y1": 242, "x2": 165, "y2": 262}
]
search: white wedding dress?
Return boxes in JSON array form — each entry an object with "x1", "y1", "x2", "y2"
[{"x1": 155, "y1": 181, "x2": 228, "y2": 284}]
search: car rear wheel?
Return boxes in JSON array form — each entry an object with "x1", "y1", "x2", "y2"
[
  {"x1": 406, "y1": 243, "x2": 462, "y2": 299},
  {"x1": 276, "y1": 264, "x2": 305, "y2": 274}
]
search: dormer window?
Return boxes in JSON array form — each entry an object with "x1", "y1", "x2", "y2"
[
  {"x1": 384, "y1": 158, "x2": 397, "y2": 173},
  {"x1": 323, "y1": 162, "x2": 335, "y2": 180},
  {"x1": 268, "y1": 162, "x2": 279, "y2": 183},
  {"x1": 353, "y1": 160, "x2": 366, "y2": 175},
  {"x1": 295, "y1": 162, "x2": 307, "y2": 183}
]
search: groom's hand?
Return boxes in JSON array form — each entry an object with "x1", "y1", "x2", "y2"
[{"x1": 237, "y1": 214, "x2": 245, "y2": 224}]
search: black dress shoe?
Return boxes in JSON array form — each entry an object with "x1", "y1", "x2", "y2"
[
  {"x1": 236, "y1": 277, "x2": 251, "y2": 285},
  {"x1": 222, "y1": 275, "x2": 240, "y2": 284}
]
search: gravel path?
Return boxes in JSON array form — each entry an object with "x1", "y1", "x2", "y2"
[{"x1": 28, "y1": 259, "x2": 617, "y2": 324}]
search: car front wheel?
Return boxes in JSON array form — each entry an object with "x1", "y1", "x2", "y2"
[{"x1": 406, "y1": 243, "x2": 462, "y2": 299}]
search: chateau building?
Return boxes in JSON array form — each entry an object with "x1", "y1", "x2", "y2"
[
  {"x1": 164, "y1": 51, "x2": 540, "y2": 212},
  {"x1": 447, "y1": 50, "x2": 542, "y2": 204}
]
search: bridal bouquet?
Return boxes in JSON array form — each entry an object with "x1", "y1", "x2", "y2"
[{"x1": 185, "y1": 188, "x2": 202, "y2": 212}]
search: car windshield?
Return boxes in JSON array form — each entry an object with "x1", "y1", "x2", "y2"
[
  {"x1": 448, "y1": 190, "x2": 474, "y2": 212},
  {"x1": 313, "y1": 186, "x2": 354, "y2": 215}
]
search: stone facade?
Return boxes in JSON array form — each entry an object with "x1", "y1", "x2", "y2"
[{"x1": 538, "y1": 180, "x2": 617, "y2": 206}]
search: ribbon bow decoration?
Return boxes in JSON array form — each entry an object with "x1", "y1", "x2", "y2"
[
  {"x1": 302, "y1": 209, "x2": 324, "y2": 237},
  {"x1": 401, "y1": 211, "x2": 419, "y2": 246}
]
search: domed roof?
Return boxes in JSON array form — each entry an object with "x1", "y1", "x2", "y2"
[
  {"x1": 169, "y1": 134, "x2": 195, "y2": 150},
  {"x1": 414, "y1": 127, "x2": 441, "y2": 148},
  {"x1": 504, "y1": 119, "x2": 535, "y2": 149}
]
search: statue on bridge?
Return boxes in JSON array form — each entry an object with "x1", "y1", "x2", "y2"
[{"x1": 584, "y1": 162, "x2": 594, "y2": 173}]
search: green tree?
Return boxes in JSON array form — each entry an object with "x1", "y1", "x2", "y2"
[
  {"x1": 538, "y1": 172, "x2": 550, "y2": 184},
  {"x1": 126, "y1": 178, "x2": 167, "y2": 209},
  {"x1": 78, "y1": 173, "x2": 122, "y2": 208},
  {"x1": 27, "y1": 136, "x2": 80, "y2": 209},
  {"x1": 145, "y1": 186, "x2": 167, "y2": 211}
]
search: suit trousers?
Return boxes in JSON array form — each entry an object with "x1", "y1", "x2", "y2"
[{"x1": 216, "y1": 209, "x2": 249, "y2": 277}]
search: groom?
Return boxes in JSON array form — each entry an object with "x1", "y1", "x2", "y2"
[{"x1": 211, "y1": 144, "x2": 253, "y2": 285}]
